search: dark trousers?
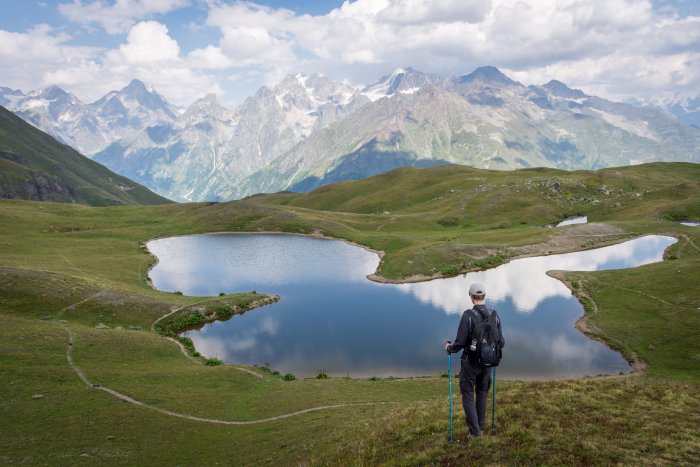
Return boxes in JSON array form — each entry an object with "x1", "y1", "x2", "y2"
[{"x1": 459, "y1": 359, "x2": 491, "y2": 436}]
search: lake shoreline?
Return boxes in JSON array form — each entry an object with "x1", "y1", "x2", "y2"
[
  {"x1": 143, "y1": 222, "x2": 635, "y2": 289},
  {"x1": 370, "y1": 223, "x2": 637, "y2": 284},
  {"x1": 142, "y1": 229, "x2": 387, "y2": 295},
  {"x1": 143, "y1": 230, "x2": 675, "y2": 381},
  {"x1": 547, "y1": 270, "x2": 648, "y2": 378}
]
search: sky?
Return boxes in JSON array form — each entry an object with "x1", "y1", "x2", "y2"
[{"x1": 0, "y1": 0, "x2": 698, "y2": 108}]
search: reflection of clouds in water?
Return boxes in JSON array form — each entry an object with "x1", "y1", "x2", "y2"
[
  {"x1": 550, "y1": 335, "x2": 599, "y2": 365},
  {"x1": 148, "y1": 234, "x2": 380, "y2": 295},
  {"x1": 185, "y1": 315, "x2": 280, "y2": 360},
  {"x1": 190, "y1": 335, "x2": 229, "y2": 359},
  {"x1": 259, "y1": 316, "x2": 279, "y2": 335},
  {"x1": 500, "y1": 328, "x2": 629, "y2": 378},
  {"x1": 395, "y1": 276, "x2": 468, "y2": 314},
  {"x1": 228, "y1": 337, "x2": 257, "y2": 353},
  {"x1": 398, "y1": 236, "x2": 676, "y2": 315}
]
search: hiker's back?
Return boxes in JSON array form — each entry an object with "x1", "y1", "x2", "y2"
[{"x1": 467, "y1": 306, "x2": 503, "y2": 367}]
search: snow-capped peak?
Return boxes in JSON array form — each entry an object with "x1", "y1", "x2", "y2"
[
  {"x1": 26, "y1": 85, "x2": 79, "y2": 104},
  {"x1": 0, "y1": 86, "x2": 25, "y2": 108},
  {"x1": 361, "y1": 67, "x2": 429, "y2": 101},
  {"x1": 15, "y1": 86, "x2": 83, "y2": 114},
  {"x1": 272, "y1": 73, "x2": 360, "y2": 110}
]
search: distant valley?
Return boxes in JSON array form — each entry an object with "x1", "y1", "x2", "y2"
[{"x1": 2, "y1": 66, "x2": 699, "y2": 202}]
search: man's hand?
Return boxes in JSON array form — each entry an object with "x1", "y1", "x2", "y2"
[{"x1": 445, "y1": 340, "x2": 451, "y2": 353}]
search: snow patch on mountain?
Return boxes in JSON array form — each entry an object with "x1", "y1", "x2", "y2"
[
  {"x1": 361, "y1": 67, "x2": 439, "y2": 102},
  {"x1": 588, "y1": 107, "x2": 661, "y2": 142}
]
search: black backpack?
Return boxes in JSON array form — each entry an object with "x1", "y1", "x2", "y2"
[{"x1": 470, "y1": 307, "x2": 503, "y2": 367}]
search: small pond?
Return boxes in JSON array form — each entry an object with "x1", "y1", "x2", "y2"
[
  {"x1": 680, "y1": 221, "x2": 699, "y2": 227},
  {"x1": 147, "y1": 234, "x2": 675, "y2": 379},
  {"x1": 556, "y1": 216, "x2": 588, "y2": 227}
]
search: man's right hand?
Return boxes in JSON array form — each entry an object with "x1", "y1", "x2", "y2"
[{"x1": 445, "y1": 341, "x2": 451, "y2": 353}]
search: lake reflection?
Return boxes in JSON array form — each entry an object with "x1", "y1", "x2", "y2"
[{"x1": 147, "y1": 234, "x2": 676, "y2": 379}]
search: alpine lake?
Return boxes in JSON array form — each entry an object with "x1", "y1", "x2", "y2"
[{"x1": 147, "y1": 233, "x2": 676, "y2": 379}]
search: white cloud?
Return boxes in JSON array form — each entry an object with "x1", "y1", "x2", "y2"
[
  {"x1": 0, "y1": 25, "x2": 100, "y2": 94},
  {"x1": 201, "y1": 0, "x2": 700, "y2": 102},
  {"x1": 0, "y1": 21, "x2": 221, "y2": 107},
  {"x1": 4, "y1": 0, "x2": 699, "y2": 107},
  {"x1": 95, "y1": 21, "x2": 222, "y2": 105},
  {"x1": 218, "y1": 26, "x2": 296, "y2": 67},
  {"x1": 377, "y1": 0, "x2": 493, "y2": 25},
  {"x1": 204, "y1": 3, "x2": 300, "y2": 69},
  {"x1": 58, "y1": 0, "x2": 191, "y2": 34},
  {"x1": 107, "y1": 21, "x2": 180, "y2": 64},
  {"x1": 186, "y1": 45, "x2": 232, "y2": 69}
]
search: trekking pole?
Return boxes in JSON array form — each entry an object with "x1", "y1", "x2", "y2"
[
  {"x1": 491, "y1": 366, "x2": 496, "y2": 434},
  {"x1": 447, "y1": 342, "x2": 453, "y2": 445}
]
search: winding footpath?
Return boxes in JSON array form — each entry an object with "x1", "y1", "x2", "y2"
[{"x1": 60, "y1": 317, "x2": 391, "y2": 425}]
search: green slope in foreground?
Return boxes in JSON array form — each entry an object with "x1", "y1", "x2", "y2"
[
  {"x1": 1, "y1": 163, "x2": 699, "y2": 464},
  {"x1": 0, "y1": 105, "x2": 171, "y2": 206}
]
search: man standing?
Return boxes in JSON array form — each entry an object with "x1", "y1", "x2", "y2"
[{"x1": 445, "y1": 282, "x2": 505, "y2": 439}]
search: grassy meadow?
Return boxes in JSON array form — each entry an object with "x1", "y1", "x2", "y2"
[{"x1": 1, "y1": 163, "x2": 699, "y2": 465}]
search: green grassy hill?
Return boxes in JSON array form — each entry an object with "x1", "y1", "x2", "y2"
[
  {"x1": 244, "y1": 163, "x2": 699, "y2": 279},
  {"x1": 273, "y1": 163, "x2": 698, "y2": 219},
  {"x1": 0, "y1": 163, "x2": 698, "y2": 464},
  {"x1": 0, "y1": 105, "x2": 171, "y2": 206}
]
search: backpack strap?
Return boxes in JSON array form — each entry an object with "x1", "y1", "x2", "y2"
[
  {"x1": 468, "y1": 307, "x2": 481, "y2": 331},
  {"x1": 471, "y1": 306, "x2": 490, "y2": 322}
]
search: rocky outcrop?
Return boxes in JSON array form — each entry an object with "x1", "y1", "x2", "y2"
[{"x1": 0, "y1": 152, "x2": 77, "y2": 202}]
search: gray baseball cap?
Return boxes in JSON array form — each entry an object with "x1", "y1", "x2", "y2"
[{"x1": 469, "y1": 282, "x2": 486, "y2": 296}]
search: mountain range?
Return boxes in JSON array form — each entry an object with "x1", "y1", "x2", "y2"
[{"x1": 2, "y1": 67, "x2": 699, "y2": 202}]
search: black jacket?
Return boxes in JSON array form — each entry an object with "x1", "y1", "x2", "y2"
[{"x1": 447, "y1": 304, "x2": 505, "y2": 362}]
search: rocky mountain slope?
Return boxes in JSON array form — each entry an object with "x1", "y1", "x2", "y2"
[
  {"x1": 0, "y1": 105, "x2": 170, "y2": 206},
  {"x1": 93, "y1": 73, "x2": 368, "y2": 201},
  {"x1": 238, "y1": 67, "x2": 699, "y2": 197}
]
